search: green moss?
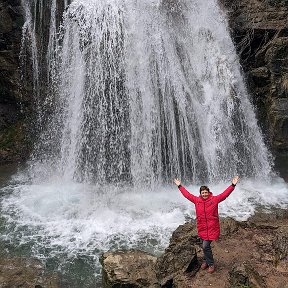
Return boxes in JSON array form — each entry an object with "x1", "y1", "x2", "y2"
[{"x1": 0, "y1": 123, "x2": 23, "y2": 150}]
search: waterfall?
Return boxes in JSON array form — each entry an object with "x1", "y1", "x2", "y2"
[
  {"x1": 2, "y1": 2, "x2": 287, "y2": 285},
  {"x1": 21, "y1": 0, "x2": 273, "y2": 186}
]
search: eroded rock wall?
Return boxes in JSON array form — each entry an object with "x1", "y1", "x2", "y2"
[
  {"x1": 0, "y1": 0, "x2": 31, "y2": 163},
  {"x1": 220, "y1": 0, "x2": 288, "y2": 176}
]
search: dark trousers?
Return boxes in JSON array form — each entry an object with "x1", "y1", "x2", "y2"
[{"x1": 202, "y1": 240, "x2": 214, "y2": 266}]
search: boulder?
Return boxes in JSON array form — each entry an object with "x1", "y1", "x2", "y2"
[
  {"x1": 229, "y1": 263, "x2": 267, "y2": 288},
  {"x1": 155, "y1": 223, "x2": 199, "y2": 287},
  {"x1": 100, "y1": 250, "x2": 159, "y2": 288}
]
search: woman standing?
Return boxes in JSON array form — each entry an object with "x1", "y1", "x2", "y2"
[{"x1": 174, "y1": 176, "x2": 240, "y2": 273}]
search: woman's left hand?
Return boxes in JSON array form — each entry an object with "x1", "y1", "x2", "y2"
[{"x1": 232, "y1": 176, "x2": 240, "y2": 185}]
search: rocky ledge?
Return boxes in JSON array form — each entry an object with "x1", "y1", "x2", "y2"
[
  {"x1": 101, "y1": 210, "x2": 288, "y2": 288},
  {"x1": 0, "y1": 257, "x2": 59, "y2": 288}
]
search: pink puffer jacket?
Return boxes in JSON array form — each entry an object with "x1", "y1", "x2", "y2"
[{"x1": 178, "y1": 185, "x2": 235, "y2": 240}]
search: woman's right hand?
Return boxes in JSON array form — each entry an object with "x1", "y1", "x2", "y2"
[
  {"x1": 232, "y1": 176, "x2": 240, "y2": 185},
  {"x1": 174, "y1": 178, "x2": 181, "y2": 186}
]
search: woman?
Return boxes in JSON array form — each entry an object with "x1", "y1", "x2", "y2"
[{"x1": 174, "y1": 176, "x2": 240, "y2": 273}]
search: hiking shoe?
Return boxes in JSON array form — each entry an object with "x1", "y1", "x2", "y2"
[
  {"x1": 207, "y1": 265, "x2": 215, "y2": 273},
  {"x1": 200, "y1": 262, "x2": 208, "y2": 270}
]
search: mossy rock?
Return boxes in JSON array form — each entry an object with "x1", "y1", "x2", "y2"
[{"x1": 0, "y1": 121, "x2": 29, "y2": 162}]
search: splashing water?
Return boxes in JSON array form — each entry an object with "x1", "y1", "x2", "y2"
[
  {"x1": 23, "y1": 0, "x2": 273, "y2": 185},
  {"x1": 1, "y1": 0, "x2": 287, "y2": 286}
]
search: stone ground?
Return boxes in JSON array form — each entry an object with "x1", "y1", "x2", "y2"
[
  {"x1": 101, "y1": 210, "x2": 288, "y2": 288},
  {"x1": 182, "y1": 216, "x2": 288, "y2": 288}
]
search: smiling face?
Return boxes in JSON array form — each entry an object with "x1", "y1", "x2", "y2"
[{"x1": 200, "y1": 190, "x2": 209, "y2": 199}]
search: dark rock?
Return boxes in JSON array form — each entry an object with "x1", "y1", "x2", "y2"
[
  {"x1": 0, "y1": 9, "x2": 13, "y2": 34},
  {"x1": 7, "y1": 5, "x2": 23, "y2": 19},
  {"x1": 0, "y1": 38, "x2": 7, "y2": 50},
  {"x1": 265, "y1": 38, "x2": 288, "y2": 76},
  {"x1": 229, "y1": 263, "x2": 267, "y2": 288},
  {"x1": 0, "y1": 103, "x2": 18, "y2": 129},
  {"x1": 0, "y1": 0, "x2": 29, "y2": 164},
  {"x1": 155, "y1": 223, "x2": 199, "y2": 287},
  {"x1": 247, "y1": 208, "x2": 288, "y2": 228},
  {"x1": 274, "y1": 98, "x2": 288, "y2": 109},
  {"x1": 220, "y1": 0, "x2": 288, "y2": 158},
  {"x1": 7, "y1": 0, "x2": 22, "y2": 6},
  {"x1": 249, "y1": 67, "x2": 271, "y2": 87},
  {"x1": 269, "y1": 98, "x2": 288, "y2": 150}
]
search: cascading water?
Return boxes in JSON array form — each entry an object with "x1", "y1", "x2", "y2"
[
  {"x1": 24, "y1": 0, "x2": 273, "y2": 185},
  {"x1": 1, "y1": 0, "x2": 288, "y2": 287}
]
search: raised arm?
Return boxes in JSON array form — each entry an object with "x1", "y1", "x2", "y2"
[
  {"x1": 174, "y1": 178, "x2": 197, "y2": 204},
  {"x1": 215, "y1": 176, "x2": 240, "y2": 203}
]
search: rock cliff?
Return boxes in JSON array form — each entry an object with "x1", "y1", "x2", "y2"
[
  {"x1": 220, "y1": 0, "x2": 288, "y2": 177},
  {"x1": 0, "y1": 0, "x2": 30, "y2": 163}
]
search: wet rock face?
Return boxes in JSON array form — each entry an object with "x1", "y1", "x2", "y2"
[
  {"x1": 0, "y1": 0, "x2": 30, "y2": 163},
  {"x1": 220, "y1": 0, "x2": 288, "y2": 167},
  {"x1": 221, "y1": 0, "x2": 288, "y2": 30}
]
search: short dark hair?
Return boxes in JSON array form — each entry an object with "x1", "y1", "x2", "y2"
[{"x1": 199, "y1": 186, "x2": 210, "y2": 193}]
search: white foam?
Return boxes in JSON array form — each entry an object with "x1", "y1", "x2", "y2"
[{"x1": 1, "y1": 177, "x2": 287, "y2": 258}]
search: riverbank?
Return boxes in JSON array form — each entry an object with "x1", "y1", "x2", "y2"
[{"x1": 101, "y1": 209, "x2": 288, "y2": 288}]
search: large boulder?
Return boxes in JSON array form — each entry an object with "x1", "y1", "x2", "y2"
[
  {"x1": 100, "y1": 250, "x2": 159, "y2": 288},
  {"x1": 100, "y1": 223, "x2": 200, "y2": 288},
  {"x1": 155, "y1": 223, "x2": 199, "y2": 287}
]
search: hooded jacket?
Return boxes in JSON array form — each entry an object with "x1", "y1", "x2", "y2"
[{"x1": 178, "y1": 185, "x2": 235, "y2": 240}]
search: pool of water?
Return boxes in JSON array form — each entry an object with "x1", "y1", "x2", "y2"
[{"x1": 0, "y1": 167, "x2": 288, "y2": 287}]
